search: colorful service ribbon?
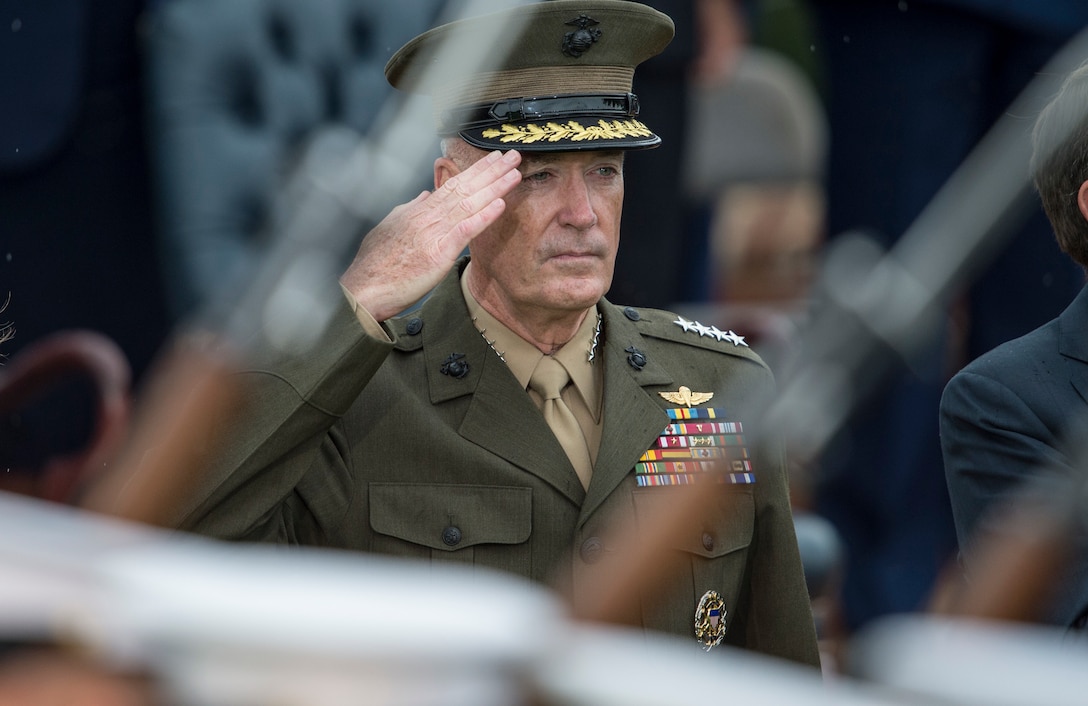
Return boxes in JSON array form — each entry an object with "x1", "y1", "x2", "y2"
[{"x1": 636, "y1": 407, "x2": 757, "y2": 487}]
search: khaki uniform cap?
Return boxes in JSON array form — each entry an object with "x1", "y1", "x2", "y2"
[{"x1": 384, "y1": 0, "x2": 675, "y2": 152}]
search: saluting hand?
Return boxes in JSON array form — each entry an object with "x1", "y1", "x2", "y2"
[{"x1": 340, "y1": 149, "x2": 522, "y2": 322}]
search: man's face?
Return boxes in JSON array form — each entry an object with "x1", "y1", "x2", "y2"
[{"x1": 460, "y1": 148, "x2": 625, "y2": 318}]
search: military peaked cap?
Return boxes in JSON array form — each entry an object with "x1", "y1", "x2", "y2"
[{"x1": 385, "y1": 0, "x2": 674, "y2": 152}]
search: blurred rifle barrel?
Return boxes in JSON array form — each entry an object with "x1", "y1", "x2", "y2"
[{"x1": 83, "y1": 0, "x2": 533, "y2": 523}]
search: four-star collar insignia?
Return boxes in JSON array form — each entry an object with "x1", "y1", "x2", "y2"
[{"x1": 673, "y1": 316, "x2": 747, "y2": 347}]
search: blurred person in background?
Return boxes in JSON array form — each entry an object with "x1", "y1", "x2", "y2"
[{"x1": 610, "y1": 0, "x2": 746, "y2": 308}]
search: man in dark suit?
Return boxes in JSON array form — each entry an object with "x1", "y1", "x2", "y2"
[
  {"x1": 940, "y1": 59, "x2": 1088, "y2": 628},
  {"x1": 172, "y1": 0, "x2": 819, "y2": 664}
]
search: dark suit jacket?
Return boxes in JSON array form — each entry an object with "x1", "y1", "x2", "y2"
[
  {"x1": 176, "y1": 260, "x2": 819, "y2": 666},
  {"x1": 941, "y1": 283, "x2": 1088, "y2": 626}
]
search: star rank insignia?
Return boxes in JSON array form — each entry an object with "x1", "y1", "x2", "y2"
[
  {"x1": 672, "y1": 316, "x2": 748, "y2": 347},
  {"x1": 720, "y1": 330, "x2": 746, "y2": 347},
  {"x1": 673, "y1": 315, "x2": 699, "y2": 333}
]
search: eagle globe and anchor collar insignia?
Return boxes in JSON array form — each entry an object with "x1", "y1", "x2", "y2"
[{"x1": 695, "y1": 590, "x2": 727, "y2": 651}]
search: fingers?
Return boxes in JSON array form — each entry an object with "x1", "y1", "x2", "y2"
[
  {"x1": 340, "y1": 151, "x2": 521, "y2": 322},
  {"x1": 445, "y1": 196, "x2": 507, "y2": 253},
  {"x1": 426, "y1": 150, "x2": 521, "y2": 257},
  {"x1": 437, "y1": 150, "x2": 522, "y2": 219}
]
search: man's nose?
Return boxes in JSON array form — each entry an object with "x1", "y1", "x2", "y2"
[{"x1": 559, "y1": 178, "x2": 599, "y2": 230}]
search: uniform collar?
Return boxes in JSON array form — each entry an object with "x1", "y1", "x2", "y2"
[{"x1": 460, "y1": 263, "x2": 602, "y2": 420}]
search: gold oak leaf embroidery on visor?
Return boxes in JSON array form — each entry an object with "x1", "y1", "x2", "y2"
[{"x1": 482, "y1": 119, "x2": 653, "y2": 144}]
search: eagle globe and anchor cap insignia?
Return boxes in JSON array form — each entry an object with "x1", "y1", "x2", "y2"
[
  {"x1": 562, "y1": 14, "x2": 602, "y2": 57},
  {"x1": 694, "y1": 590, "x2": 727, "y2": 651}
]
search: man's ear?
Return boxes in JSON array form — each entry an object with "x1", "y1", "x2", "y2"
[
  {"x1": 1078, "y1": 180, "x2": 1088, "y2": 222},
  {"x1": 434, "y1": 157, "x2": 460, "y2": 190}
]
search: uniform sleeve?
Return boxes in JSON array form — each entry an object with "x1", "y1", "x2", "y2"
[{"x1": 172, "y1": 294, "x2": 394, "y2": 542}]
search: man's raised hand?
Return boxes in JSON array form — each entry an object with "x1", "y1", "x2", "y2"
[{"x1": 341, "y1": 149, "x2": 522, "y2": 322}]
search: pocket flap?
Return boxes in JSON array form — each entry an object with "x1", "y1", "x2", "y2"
[
  {"x1": 369, "y1": 483, "x2": 532, "y2": 551},
  {"x1": 632, "y1": 489, "x2": 754, "y2": 558}
]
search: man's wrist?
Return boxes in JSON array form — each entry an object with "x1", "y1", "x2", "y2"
[{"x1": 339, "y1": 282, "x2": 391, "y2": 342}]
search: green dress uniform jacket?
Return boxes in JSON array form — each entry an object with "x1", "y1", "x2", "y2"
[{"x1": 176, "y1": 260, "x2": 820, "y2": 667}]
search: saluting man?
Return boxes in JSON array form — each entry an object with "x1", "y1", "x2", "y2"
[{"x1": 173, "y1": 0, "x2": 819, "y2": 665}]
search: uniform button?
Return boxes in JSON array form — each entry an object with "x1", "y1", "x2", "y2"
[
  {"x1": 623, "y1": 307, "x2": 640, "y2": 321},
  {"x1": 406, "y1": 317, "x2": 423, "y2": 335},
  {"x1": 702, "y1": 533, "x2": 715, "y2": 552},
  {"x1": 442, "y1": 526, "x2": 462, "y2": 546},
  {"x1": 580, "y1": 537, "x2": 603, "y2": 563}
]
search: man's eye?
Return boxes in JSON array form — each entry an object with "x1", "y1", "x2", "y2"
[
  {"x1": 596, "y1": 166, "x2": 619, "y2": 177},
  {"x1": 525, "y1": 171, "x2": 551, "y2": 183}
]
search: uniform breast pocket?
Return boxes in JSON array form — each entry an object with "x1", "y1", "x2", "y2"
[
  {"x1": 631, "y1": 488, "x2": 755, "y2": 641},
  {"x1": 368, "y1": 483, "x2": 533, "y2": 575}
]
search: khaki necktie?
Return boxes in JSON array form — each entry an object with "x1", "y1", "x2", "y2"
[{"x1": 529, "y1": 355, "x2": 593, "y2": 489}]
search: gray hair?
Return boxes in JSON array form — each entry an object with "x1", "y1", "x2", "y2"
[{"x1": 440, "y1": 136, "x2": 485, "y2": 169}]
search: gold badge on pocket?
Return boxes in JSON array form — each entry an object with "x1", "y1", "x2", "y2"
[{"x1": 694, "y1": 589, "x2": 727, "y2": 651}]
